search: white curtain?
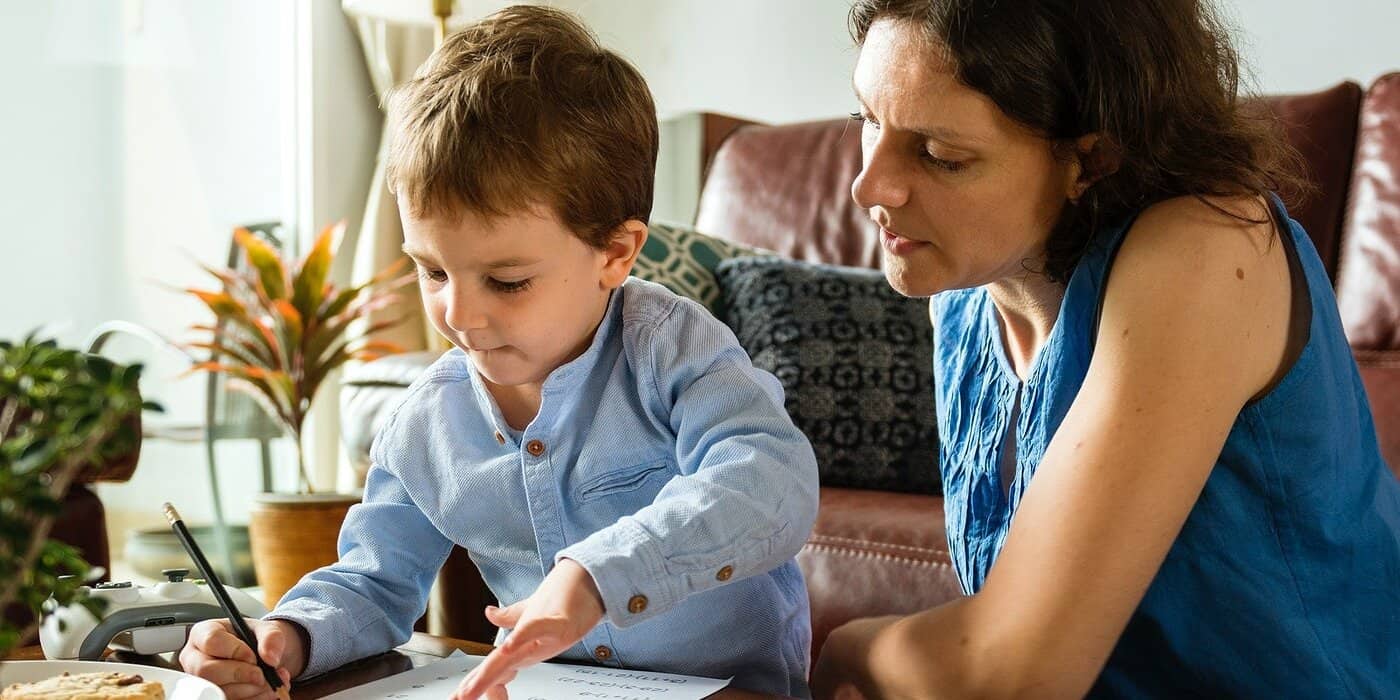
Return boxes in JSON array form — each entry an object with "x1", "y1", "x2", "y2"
[{"x1": 343, "y1": 7, "x2": 448, "y2": 354}]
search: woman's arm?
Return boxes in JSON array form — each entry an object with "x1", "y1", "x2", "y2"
[{"x1": 814, "y1": 195, "x2": 1295, "y2": 699}]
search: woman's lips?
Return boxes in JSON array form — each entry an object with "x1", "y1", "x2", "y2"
[{"x1": 880, "y1": 226, "x2": 930, "y2": 256}]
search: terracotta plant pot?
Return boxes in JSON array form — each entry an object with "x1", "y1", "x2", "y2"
[{"x1": 248, "y1": 492, "x2": 360, "y2": 609}]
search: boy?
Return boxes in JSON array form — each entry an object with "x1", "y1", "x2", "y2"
[{"x1": 179, "y1": 6, "x2": 819, "y2": 699}]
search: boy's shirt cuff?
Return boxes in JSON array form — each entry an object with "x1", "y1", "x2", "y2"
[
  {"x1": 555, "y1": 518, "x2": 678, "y2": 628},
  {"x1": 264, "y1": 597, "x2": 358, "y2": 680}
]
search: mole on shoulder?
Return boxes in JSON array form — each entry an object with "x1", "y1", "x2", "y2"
[{"x1": 1236, "y1": 267, "x2": 1245, "y2": 280}]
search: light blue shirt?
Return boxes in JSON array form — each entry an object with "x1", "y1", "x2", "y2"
[{"x1": 267, "y1": 277, "x2": 819, "y2": 698}]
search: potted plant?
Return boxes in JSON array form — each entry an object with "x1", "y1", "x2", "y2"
[
  {"x1": 185, "y1": 222, "x2": 413, "y2": 607},
  {"x1": 0, "y1": 335, "x2": 154, "y2": 656}
]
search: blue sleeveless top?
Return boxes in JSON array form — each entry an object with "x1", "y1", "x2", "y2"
[{"x1": 933, "y1": 198, "x2": 1400, "y2": 697}]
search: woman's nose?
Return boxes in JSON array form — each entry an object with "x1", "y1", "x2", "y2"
[{"x1": 851, "y1": 135, "x2": 910, "y2": 212}]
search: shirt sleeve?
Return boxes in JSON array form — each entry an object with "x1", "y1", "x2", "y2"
[
  {"x1": 263, "y1": 439, "x2": 455, "y2": 678},
  {"x1": 556, "y1": 297, "x2": 820, "y2": 627}
]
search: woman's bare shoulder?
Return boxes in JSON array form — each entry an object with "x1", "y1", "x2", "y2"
[{"x1": 1100, "y1": 192, "x2": 1293, "y2": 400}]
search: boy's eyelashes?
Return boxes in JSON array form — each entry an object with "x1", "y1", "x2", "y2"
[
  {"x1": 417, "y1": 266, "x2": 448, "y2": 283},
  {"x1": 414, "y1": 265, "x2": 533, "y2": 294},
  {"x1": 487, "y1": 277, "x2": 533, "y2": 294}
]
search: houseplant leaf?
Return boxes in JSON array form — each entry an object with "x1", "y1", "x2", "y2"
[{"x1": 234, "y1": 228, "x2": 288, "y2": 301}]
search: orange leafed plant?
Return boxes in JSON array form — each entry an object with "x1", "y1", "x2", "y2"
[{"x1": 184, "y1": 222, "x2": 415, "y2": 493}]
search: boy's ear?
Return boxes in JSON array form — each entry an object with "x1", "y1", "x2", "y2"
[{"x1": 599, "y1": 219, "x2": 648, "y2": 290}]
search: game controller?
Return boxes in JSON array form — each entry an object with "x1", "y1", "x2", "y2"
[{"x1": 40, "y1": 568, "x2": 270, "y2": 660}]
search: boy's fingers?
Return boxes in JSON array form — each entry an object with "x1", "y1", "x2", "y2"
[
  {"x1": 187, "y1": 620, "x2": 253, "y2": 662},
  {"x1": 457, "y1": 647, "x2": 521, "y2": 699},
  {"x1": 500, "y1": 620, "x2": 563, "y2": 663},
  {"x1": 483, "y1": 602, "x2": 524, "y2": 629},
  {"x1": 189, "y1": 659, "x2": 271, "y2": 688},
  {"x1": 256, "y1": 622, "x2": 285, "y2": 666},
  {"x1": 221, "y1": 682, "x2": 274, "y2": 700},
  {"x1": 201, "y1": 629, "x2": 257, "y2": 664},
  {"x1": 452, "y1": 667, "x2": 486, "y2": 700}
]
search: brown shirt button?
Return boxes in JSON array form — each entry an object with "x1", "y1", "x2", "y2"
[
  {"x1": 627, "y1": 594, "x2": 648, "y2": 614},
  {"x1": 593, "y1": 645, "x2": 612, "y2": 661},
  {"x1": 715, "y1": 565, "x2": 734, "y2": 582},
  {"x1": 526, "y1": 439, "x2": 545, "y2": 456},
  {"x1": 494, "y1": 431, "x2": 505, "y2": 445}
]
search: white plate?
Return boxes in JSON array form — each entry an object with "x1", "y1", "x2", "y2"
[{"x1": 0, "y1": 659, "x2": 224, "y2": 700}]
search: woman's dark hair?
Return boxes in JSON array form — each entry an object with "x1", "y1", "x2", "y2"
[{"x1": 849, "y1": 0, "x2": 1310, "y2": 283}]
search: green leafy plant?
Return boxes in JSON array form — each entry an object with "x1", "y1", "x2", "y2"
[
  {"x1": 185, "y1": 222, "x2": 414, "y2": 493},
  {"x1": 0, "y1": 334, "x2": 158, "y2": 655}
]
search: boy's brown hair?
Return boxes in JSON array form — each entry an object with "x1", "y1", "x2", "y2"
[{"x1": 386, "y1": 5, "x2": 658, "y2": 248}]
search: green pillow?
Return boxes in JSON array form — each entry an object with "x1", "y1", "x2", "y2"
[{"x1": 631, "y1": 221, "x2": 766, "y2": 318}]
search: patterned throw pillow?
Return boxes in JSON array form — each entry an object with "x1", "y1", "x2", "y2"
[
  {"x1": 716, "y1": 256, "x2": 940, "y2": 495},
  {"x1": 631, "y1": 220, "x2": 765, "y2": 317}
]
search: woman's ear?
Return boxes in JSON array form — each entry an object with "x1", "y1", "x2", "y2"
[
  {"x1": 1066, "y1": 133, "x2": 1121, "y2": 202},
  {"x1": 599, "y1": 219, "x2": 648, "y2": 290}
]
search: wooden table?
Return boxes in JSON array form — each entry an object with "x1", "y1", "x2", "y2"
[{"x1": 6, "y1": 634, "x2": 789, "y2": 699}]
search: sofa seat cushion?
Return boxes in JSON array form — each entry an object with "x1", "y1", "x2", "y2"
[{"x1": 717, "y1": 256, "x2": 941, "y2": 495}]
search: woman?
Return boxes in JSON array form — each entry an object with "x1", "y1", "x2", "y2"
[{"x1": 811, "y1": 1, "x2": 1400, "y2": 697}]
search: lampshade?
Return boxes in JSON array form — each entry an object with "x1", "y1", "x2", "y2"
[{"x1": 341, "y1": 0, "x2": 530, "y2": 28}]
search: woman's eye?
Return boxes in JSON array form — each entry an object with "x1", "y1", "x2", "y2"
[
  {"x1": 921, "y1": 149, "x2": 968, "y2": 173},
  {"x1": 488, "y1": 278, "x2": 533, "y2": 293}
]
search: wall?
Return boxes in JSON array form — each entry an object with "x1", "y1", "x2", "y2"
[
  {"x1": 0, "y1": 1, "x2": 122, "y2": 347},
  {"x1": 1226, "y1": 0, "x2": 1400, "y2": 95}
]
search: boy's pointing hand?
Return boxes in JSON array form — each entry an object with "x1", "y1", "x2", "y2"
[{"x1": 451, "y1": 558, "x2": 605, "y2": 700}]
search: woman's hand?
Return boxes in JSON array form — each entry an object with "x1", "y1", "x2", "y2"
[
  {"x1": 451, "y1": 558, "x2": 605, "y2": 700},
  {"x1": 179, "y1": 618, "x2": 305, "y2": 700},
  {"x1": 810, "y1": 616, "x2": 903, "y2": 700}
]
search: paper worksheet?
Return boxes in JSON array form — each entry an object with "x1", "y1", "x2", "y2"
[{"x1": 324, "y1": 650, "x2": 732, "y2": 700}]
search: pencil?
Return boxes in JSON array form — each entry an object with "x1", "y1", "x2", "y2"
[{"x1": 163, "y1": 502, "x2": 289, "y2": 700}]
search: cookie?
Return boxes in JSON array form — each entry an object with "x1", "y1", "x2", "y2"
[{"x1": 1, "y1": 671, "x2": 165, "y2": 700}]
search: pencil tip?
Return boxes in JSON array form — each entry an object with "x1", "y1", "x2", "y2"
[{"x1": 162, "y1": 502, "x2": 180, "y2": 525}]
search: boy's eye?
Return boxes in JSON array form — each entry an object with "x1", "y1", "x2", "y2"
[
  {"x1": 417, "y1": 266, "x2": 447, "y2": 283},
  {"x1": 488, "y1": 277, "x2": 533, "y2": 294}
]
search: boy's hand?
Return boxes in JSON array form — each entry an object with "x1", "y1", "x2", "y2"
[
  {"x1": 451, "y1": 558, "x2": 605, "y2": 700},
  {"x1": 179, "y1": 617, "x2": 306, "y2": 700}
]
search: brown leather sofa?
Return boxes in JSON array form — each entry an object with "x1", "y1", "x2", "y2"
[{"x1": 340, "y1": 74, "x2": 1400, "y2": 665}]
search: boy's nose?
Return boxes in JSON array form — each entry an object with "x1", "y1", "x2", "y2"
[{"x1": 444, "y1": 295, "x2": 488, "y2": 334}]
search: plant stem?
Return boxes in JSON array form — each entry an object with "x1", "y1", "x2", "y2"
[
  {"x1": 294, "y1": 429, "x2": 315, "y2": 495},
  {"x1": 0, "y1": 396, "x2": 15, "y2": 440}
]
